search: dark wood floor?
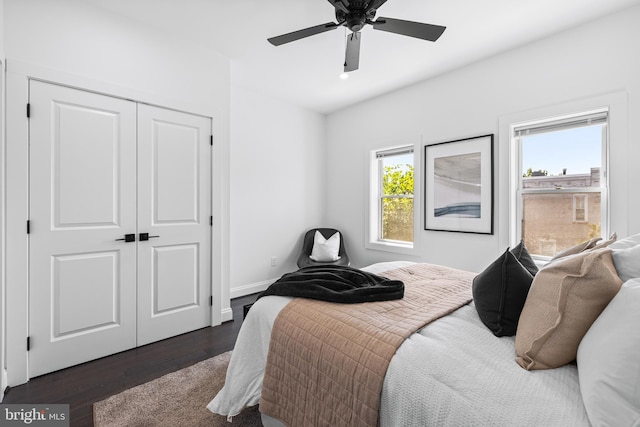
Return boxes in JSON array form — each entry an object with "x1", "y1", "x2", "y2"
[{"x1": 3, "y1": 293, "x2": 259, "y2": 427}]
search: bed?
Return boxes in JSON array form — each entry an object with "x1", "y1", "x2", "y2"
[{"x1": 208, "y1": 236, "x2": 640, "y2": 427}]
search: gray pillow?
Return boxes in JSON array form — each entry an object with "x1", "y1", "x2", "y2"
[{"x1": 511, "y1": 240, "x2": 538, "y2": 276}]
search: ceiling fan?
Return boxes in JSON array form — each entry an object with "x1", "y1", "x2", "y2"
[{"x1": 267, "y1": 0, "x2": 446, "y2": 72}]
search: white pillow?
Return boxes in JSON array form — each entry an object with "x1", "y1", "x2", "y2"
[
  {"x1": 309, "y1": 231, "x2": 341, "y2": 262},
  {"x1": 577, "y1": 278, "x2": 640, "y2": 427},
  {"x1": 609, "y1": 232, "x2": 640, "y2": 249},
  {"x1": 612, "y1": 244, "x2": 640, "y2": 282}
]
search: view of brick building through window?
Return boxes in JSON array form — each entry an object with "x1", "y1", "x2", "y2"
[{"x1": 522, "y1": 167, "x2": 601, "y2": 257}]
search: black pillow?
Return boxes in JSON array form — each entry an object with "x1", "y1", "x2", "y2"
[
  {"x1": 511, "y1": 240, "x2": 539, "y2": 276},
  {"x1": 472, "y1": 248, "x2": 534, "y2": 337}
]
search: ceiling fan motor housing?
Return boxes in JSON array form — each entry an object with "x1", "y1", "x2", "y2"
[
  {"x1": 346, "y1": 10, "x2": 366, "y2": 31},
  {"x1": 335, "y1": 1, "x2": 378, "y2": 32}
]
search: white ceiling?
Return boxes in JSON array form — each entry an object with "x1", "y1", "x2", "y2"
[{"x1": 86, "y1": 0, "x2": 640, "y2": 114}]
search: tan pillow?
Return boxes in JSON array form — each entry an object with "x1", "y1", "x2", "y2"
[
  {"x1": 592, "y1": 232, "x2": 617, "y2": 250},
  {"x1": 549, "y1": 234, "x2": 617, "y2": 262},
  {"x1": 515, "y1": 248, "x2": 622, "y2": 370},
  {"x1": 549, "y1": 237, "x2": 602, "y2": 261}
]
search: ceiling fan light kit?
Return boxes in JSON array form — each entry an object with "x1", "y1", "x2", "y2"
[{"x1": 267, "y1": 0, "x2": 446, "y2": 72}]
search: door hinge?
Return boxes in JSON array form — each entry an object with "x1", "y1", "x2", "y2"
[
  {"x1": 209, "y1": 296, "x2": 213, "y2": 306},
  {"x1": 210, "y1": 135, "x2": 213, "y2": 146},
  {"x1": 27, "y1": 220, "x2": 31, "y2": 234},
  {"x1": 27, "y1": 103, "x2": 31, "y2": 118},
  {"x1": 27, "y1": 337, "x2": 31, "y2": 351}
]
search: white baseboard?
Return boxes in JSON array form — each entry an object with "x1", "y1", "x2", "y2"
[
  {"x1": 220, "y1": 307, "x2": 233, "y2": 323},
  {"x1": 230, "y1": 278, "x2": 275, "y2": 300}
]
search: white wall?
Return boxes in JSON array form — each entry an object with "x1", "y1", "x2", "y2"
[
  {"x1": 326, "y1": 6, "x2": 640, "y2": 273},
  {"x1": 228, "y1": 84, "x2": 326, "y2": 298},
  {"x1": 3, "y1": 0, "x2": 229, "y2": 113},
  {"x1": 1, "y1": 0, "x2": 231, "y2": 386},
  {"x1": 0, "y1": 0, "x2": 6, "y2": 401},
  {"x1": 0, "y1": 0, "x2": 4, "y2": 58}
]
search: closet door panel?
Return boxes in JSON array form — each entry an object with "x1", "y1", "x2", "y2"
[
  {"x1": 153, "y1": 120, "x2": 200, "y2": 223},
  {"x1": 137, "y1": 104, "x2": 211, "y2": 345},
  {"x1": 28, "y1": 81, "x2": 137, "y2": 377}
]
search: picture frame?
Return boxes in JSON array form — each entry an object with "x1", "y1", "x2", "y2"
[{"x1": 424, "y1": 134, "x2": 494, "y2": 234}]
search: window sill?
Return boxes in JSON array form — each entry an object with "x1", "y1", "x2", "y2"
[
  {"x1": 365, "y1": 239, "x2": 416, "y2": 256},
  {"x1": 533, "y1": 256, "x2": 551, "y2": 270}
]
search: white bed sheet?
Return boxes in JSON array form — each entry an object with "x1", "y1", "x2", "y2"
[
  {"x1": 208, "y1": 261, "x2": 590, "y2": 426},
  {"x1": 380, "y1": 304, "x2": 589, "y2": 426},
  {"x1": 207, "y1": 294, "x2": 292, "y2": 418}
]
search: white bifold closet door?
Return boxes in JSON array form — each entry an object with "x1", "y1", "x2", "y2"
[
  {"x1": 136, "y1": 104, "x2": 211, "y2": 346},
  {"x1": 28, "y1": 81, "x2": 211, "y2": 377}
]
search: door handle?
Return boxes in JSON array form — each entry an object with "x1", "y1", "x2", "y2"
[
  {"x1": 115, "y1": 233, "x2": 136, "y2": 242},
  {"x1": 139, "y1": 233, "x2": 160, "y2": 241}
]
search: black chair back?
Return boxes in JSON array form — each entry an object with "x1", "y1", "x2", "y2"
[{"x1": 297, "y1": 228, "x2": 350, "y2": 268}]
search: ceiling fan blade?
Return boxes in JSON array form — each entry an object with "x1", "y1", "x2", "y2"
[
  {"x1": 373, "y1": 17, "x2": 446, "y2": 42},
  {"x1": 344, "y1": 31, "x2": 361, "y2": 72},
  {"x1": 268, "y1": 22, "x2": 339, "y2": 46}
]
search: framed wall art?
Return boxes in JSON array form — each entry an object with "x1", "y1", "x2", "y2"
[{"x1": 424, "y1": 134, "x2": 494, "y2": 234}]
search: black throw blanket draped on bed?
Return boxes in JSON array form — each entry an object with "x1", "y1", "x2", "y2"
[{"x1": 257, "y1": 265, "x2": 404, "y2": 303}]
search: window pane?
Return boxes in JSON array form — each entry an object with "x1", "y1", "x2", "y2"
[
  {"x1": 382, "y1": 197, "x2": 414, "y2": 242},
  {"x1": 380, "y1": 152, "x2": 413, "y2": 243},
  {"x1": 521, "y1": 124, "x2": 602, "y2": 184},
  {"x1": 520, "y1": 121, "x2": 604, "y2": 257},
  {"x1": 522, "y1": 191, "x2": 601, "y2": 257},
  {"x1": 382, "y1": 153, "x2": 413, "y2": 195}
]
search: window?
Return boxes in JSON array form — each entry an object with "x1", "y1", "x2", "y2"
[
  {"x1": 513, "y1": 110, "x2": 608, "y2": 259},
  {"x1": 573, "y1": 194, "x2": 588, "y2": 222},
  {"x1": 367, "y1": 144, "x2": 416, "y2": 252}
]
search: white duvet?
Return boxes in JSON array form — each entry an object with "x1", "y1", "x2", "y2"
[{"x1": 208, "y1": 262, "x2": 590, "y2": 426}]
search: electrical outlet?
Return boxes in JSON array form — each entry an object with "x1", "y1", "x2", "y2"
[{"x1": 271, "y1": 256, "x2": 278, "y2": 267}]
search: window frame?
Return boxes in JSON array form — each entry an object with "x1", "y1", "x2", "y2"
[
  {"x1": 512, "y1": 108, "x2": 609, "y2": 261},
  {"x1": 366, "y1": 139, "x2": 421, "y2": 255},
  {"x1": 499, "y1": 92, "x2": 628, "y2": 265}
]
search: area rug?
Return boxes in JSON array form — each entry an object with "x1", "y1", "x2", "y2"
[{"x1": 93, "y1": 351, "x2": 261, "y2": 426}]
